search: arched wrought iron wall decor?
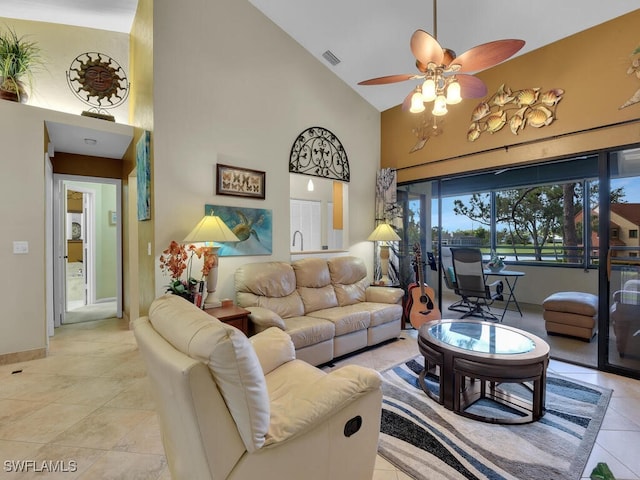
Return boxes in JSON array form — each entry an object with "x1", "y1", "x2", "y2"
[{"x1": 289, "y1": 127, "x2": 350, "y2": 182}]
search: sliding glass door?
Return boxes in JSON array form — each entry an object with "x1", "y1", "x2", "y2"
[
  {"x1": 399, "y1": 148, "x2": 640, "y2": 379},
  {"x1": 602, "y1": 149, "x2": 640, "y2": 377}
]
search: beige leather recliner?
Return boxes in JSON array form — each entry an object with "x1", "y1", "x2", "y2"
[{"x1": 133, "y1": 294, "x2": 383, "y2": 480}]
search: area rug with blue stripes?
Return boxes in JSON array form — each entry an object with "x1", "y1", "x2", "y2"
[{"x1": 378, "y1": 357, "x2": 612, "y2": 480}]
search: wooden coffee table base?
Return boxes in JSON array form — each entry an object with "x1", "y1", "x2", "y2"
[
  {"x1": 452, "y1": 357, "x2": 546, "y2": 424},
  {"x1": 417, "y1": 320, "x2": 549, "y2": 424}
]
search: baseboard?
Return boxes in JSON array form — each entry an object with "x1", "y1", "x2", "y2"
[{"x1": 0, "y1": 347, "x2": 46, "y2": 366}]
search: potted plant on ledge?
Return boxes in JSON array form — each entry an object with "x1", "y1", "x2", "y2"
[{"x1": 0, "y1": 27, "x2": 41, "y2": 103}]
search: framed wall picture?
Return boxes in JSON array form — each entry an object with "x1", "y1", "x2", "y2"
[
  {"x1": 136, "y1": 130, "x2": 151, "y2": 220},
  {"x1": 216, "y1": 163, "x2": 265, "y2": 199},
  {"x1": 204, "y1": 204, "x2": 272, "y2": 256}
]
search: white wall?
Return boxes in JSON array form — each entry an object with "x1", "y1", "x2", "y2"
[
  {"x1": 153, "y1": 0, "x2": 381, "y2": 300},
  {"x1": 512, "y1": 265, "x2": 597, "y2": 305},
  {"x1": 0, "y1": 101, "x2": 132, "y2": 358}
]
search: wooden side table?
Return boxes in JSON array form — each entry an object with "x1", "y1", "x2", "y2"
[{"x1": 204, "y1": 305, "x2": 250, "y2": 336}]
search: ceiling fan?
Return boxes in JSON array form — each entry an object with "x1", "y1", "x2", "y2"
[{"x1": 358, "y1": 0, "x2": 525, "y2": 116}]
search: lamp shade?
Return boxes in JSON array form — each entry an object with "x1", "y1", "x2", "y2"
[
  {"x1": 367, "y1": 223, "x2": 400, "y2": 242},
  {"x1": 183, "y1": 214, "x2": 240, "y2": 243}
]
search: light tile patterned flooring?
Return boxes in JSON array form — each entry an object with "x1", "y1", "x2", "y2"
[{"x1": 0, "y1": 317, "x2": 639, "y2": 479}]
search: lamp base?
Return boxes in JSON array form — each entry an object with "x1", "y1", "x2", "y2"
[{"x1": 204, "y1": 292, "x2": 222, "y2": 309}]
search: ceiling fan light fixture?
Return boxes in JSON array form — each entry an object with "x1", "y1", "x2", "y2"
[
  {"x1": 358, "y1": 0, "x2": 524, "y2": 119},
  {"x1": 409, "y1": 89, "x2": 426, "y2": 113},
  {"x1": 445, "y1": 79, "x2": 462, "y2": 105},
  {"x1": 432, "y1": 94, "x2": 448, "y2": 116},
  {"x1": 421, "y1": 77, "x2": 436, "y2": 102}
]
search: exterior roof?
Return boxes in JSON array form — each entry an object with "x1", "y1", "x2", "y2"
[{"x1": 610, "y1": 203, "x2": 640, "y2": 226}]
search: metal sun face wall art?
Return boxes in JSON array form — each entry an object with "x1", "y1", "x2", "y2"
[{"x1": 66, "y1": 52, "x2": 130, "y2": 119}]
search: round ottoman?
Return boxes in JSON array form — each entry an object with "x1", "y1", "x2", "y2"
[{"x1": 542, "y1": 291, "x2": 598, "y2": 341}]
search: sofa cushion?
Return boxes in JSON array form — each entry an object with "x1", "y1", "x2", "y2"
[
  {"x1": 298, "y1": 285, "x2": 339, "y2": 313},
  {"x1": 236, "y1": 261, "x2": 297, "y2": 297},
  {"x1": 264, "y1": 361, "x2": 382, "y2": 444},
  {"x1": 281, "y1": 316, "x2": 335, "y2": 349},
  {"x1": 308, "y1": 306, "x2": 370, "y2": 336},
  {"x1": 293, "y1": 258, "x2": 339, "y2": 313},
  {"x1": 236, "y1": 262, "x2": 305, "y2": 318},
  {"x1": 328, "y1": 256, "x2": 368, "y2": 284},
  {"x1": 148, "y1": 294, "x2": 269, "y2": 453},
  {"x1": 353, "y1": 302, "x2": 403, "y2": 327},
  {"x1": 293, "y1": 257, "x2": 332, "y2": 287},
  {"x1": 241, "y1": 291, "x2": 305, "y2": 319},
  {"x1": 250, "y1": 327, "x2": 296, "y2": 375},
  {"x1": 327, "y1": 256, "x2": 369, "y2": 306},
  {"x1": 333, "y1": 279, "x2": 368, "y2": 306}
]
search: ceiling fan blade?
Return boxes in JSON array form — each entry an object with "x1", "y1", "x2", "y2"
[
  {"x1": 410, "y1": 29, "x2": 444, "y2": 67},
  {"x1": 455, "y1": 74, "x2": 488, "y2": 99},
  {"x1": 449, "y1": 39, "x2": 525, "y2": 73},
  {"x1": 358, "y1": 73, "x2": 418, "y2": 86}
]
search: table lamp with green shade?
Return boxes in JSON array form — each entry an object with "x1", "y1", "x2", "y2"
[{"x1": 183, "y1": 213, "x2": 239, "y2": 308}]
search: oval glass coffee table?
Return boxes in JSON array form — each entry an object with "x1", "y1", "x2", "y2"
[{"x1": 418, "y1": 319, "x2": 550, "y2": 424}]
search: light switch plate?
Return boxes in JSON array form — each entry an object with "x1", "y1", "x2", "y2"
[{"x1": 13, "y1": 241, "x2": 28, "y2": 254}]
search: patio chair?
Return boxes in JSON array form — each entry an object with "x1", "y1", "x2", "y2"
[
  {"x1": 450, "y1": 247, "x2": 504, "y2": 322},
  {"x1": 440, "y1": 247, "x2": 474, "y2": 314}
]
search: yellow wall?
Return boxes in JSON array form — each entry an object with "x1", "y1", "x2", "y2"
[
  {"x1": 0, "y1": 18, "x2": 130, "y2": 123},
  {"x1": 128, "y1": 0, "x2": 155, "y2": 318},
  {"x1": 381, "y1": 9, "x2": 640, "y2": 183}
]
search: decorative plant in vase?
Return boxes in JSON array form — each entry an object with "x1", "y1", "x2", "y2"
[
  {"x1": 0, "y1": 27, "x2": 42, "y2": 103},
  {"x1": 159, "y1": 240, "x2": 217, "y2": 306},
  {"x1": 487, "y1": 250, "x2": 505, "y2": 272}
]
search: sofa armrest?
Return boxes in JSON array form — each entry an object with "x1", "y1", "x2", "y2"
[
  {"x1": 250, "y1": 327, "x2": 296, "y2": 375},
  {"x1": 267, "y1": 364, "x2": 382, "y2": 444},
  {"x1": 246, "y1": 306, "x2": 286, "y2": 331},
  {"x1": 365, "y1": 286, "x2": 403, "y2": 304}
]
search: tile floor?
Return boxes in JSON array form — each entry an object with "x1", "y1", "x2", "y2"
[{"x1": 0, "y1": 317, "x2": 639, "y2": 479}]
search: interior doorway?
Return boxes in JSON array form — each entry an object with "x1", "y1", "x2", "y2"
[{"x1": 52, "y1": 175, "x2": 122, "y2": 327}]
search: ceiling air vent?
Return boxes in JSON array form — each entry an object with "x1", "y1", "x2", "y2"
[{"x1": 322, "y1": 50, "x2": 341, "y2": 66}]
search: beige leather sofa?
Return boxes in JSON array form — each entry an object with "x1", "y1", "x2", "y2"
[
  {"x1": 134, "y1": 294, "x2": 383, "y2": 480},
  {"x1": 235, "y1": 256, "x2": 403, "y2": 366}
]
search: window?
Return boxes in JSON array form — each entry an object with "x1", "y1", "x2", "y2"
[
  {"x1": 411, "y1": 156, "x2": 602, "y2": 268},
  {"x1": 630, "y1": 229, "x2": 638, "y2": 238},
  {"x1": 290, "y1": 199, "x2": 321, "y2": 251}
]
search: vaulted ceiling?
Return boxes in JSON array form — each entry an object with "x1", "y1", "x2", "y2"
[
  {"x1": 0, "y1": 0, "x2": 640, "y2": 157},
  {"x1": 1, "y1": 0, "x2": 638, "y2": 114}
]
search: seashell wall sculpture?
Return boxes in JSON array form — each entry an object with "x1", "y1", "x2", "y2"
[
  {"x1": 619, "y1": 45, "x2": 640, "y2": 110},
  {"x1": 467, "y1": 84, "x2": 564, "y2": 142}
]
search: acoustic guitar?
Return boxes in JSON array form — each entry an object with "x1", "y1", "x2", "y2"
[{"x1": 407, "y1": 243, "x2": 441, "y2": 329}]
